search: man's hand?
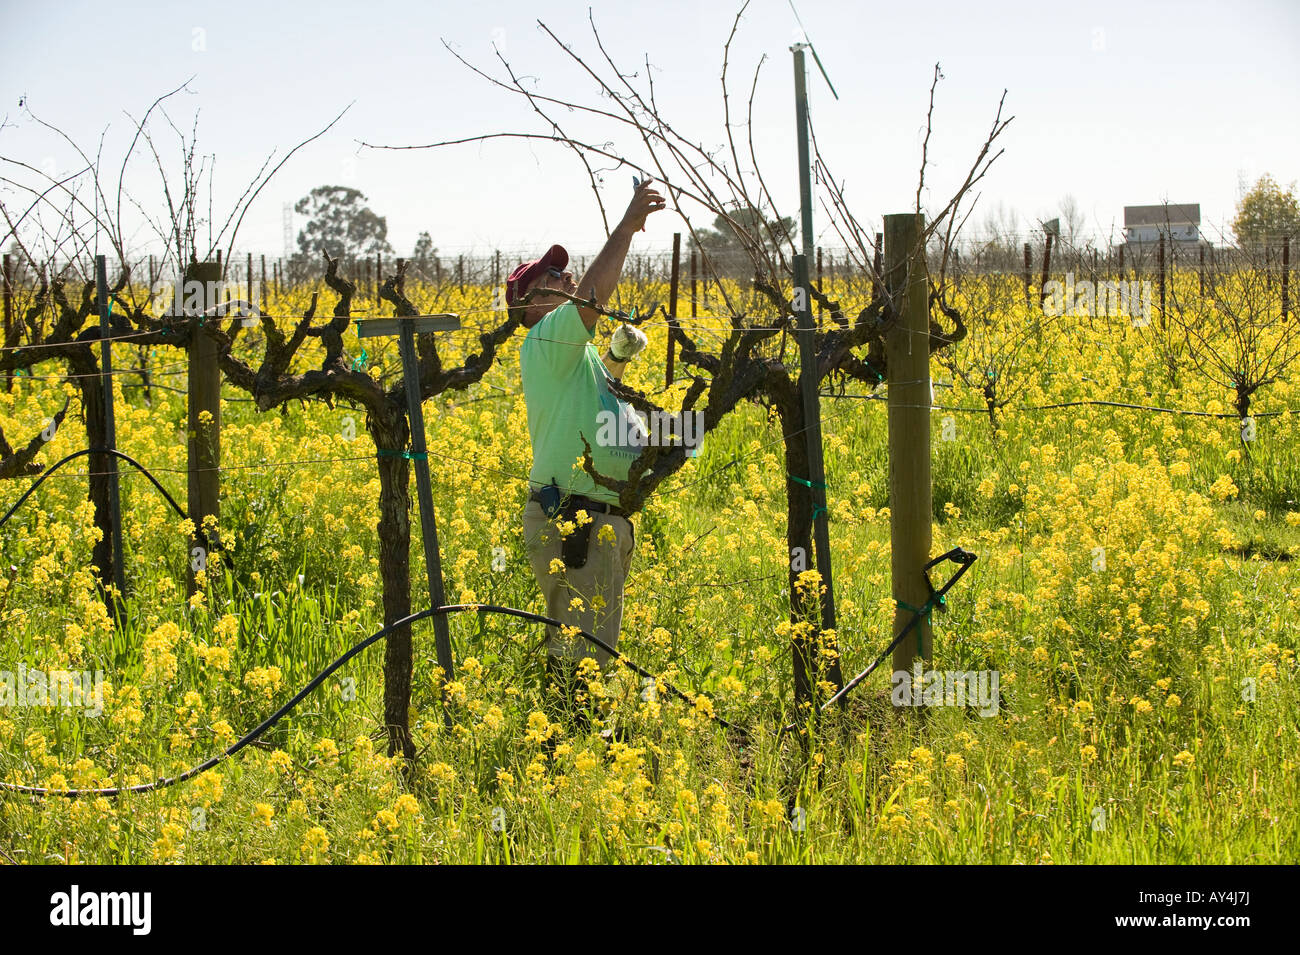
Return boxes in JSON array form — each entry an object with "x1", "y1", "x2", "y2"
[
  {"x1": 609, "y1": 323, "x2": 648, "y2": 362},
  {"x1": 620, "y1": 179, "x2": 666, "y2": 234}
]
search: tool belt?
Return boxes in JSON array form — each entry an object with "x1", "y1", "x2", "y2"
[{"x1": 530, "y1": 487, "x2": 632, "y2": 570}]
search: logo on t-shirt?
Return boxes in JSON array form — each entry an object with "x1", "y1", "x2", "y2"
[{"x1": 594, "y1": 387, "x2": 645, "y2": 460}]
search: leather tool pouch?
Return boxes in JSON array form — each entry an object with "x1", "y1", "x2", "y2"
[{"x1": 559, "y1": 501, "x2": 595, "y2": 569}]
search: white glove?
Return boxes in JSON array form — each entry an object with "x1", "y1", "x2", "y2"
[{"x1": 609, "y1": 323, "x2": 648, "y2": 362}]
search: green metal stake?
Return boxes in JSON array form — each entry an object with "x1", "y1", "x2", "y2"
[
  {"x1": 358, "y1": 313, "x2": 461, "y2": 729},
  {"x1": 791, "y1": 44, "x2": 838, "y2": 687}
]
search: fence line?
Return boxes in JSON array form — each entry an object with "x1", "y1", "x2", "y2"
[{"x1": 5, "y1": 238, "x2": 1292, "y2": 302}]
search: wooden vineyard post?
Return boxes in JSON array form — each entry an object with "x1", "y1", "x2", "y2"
[
  {"x1": 140, "y1": 257, "x2": 154, "y2": 404},
  {"x1": 690, "y1": 249, "x2": 697, "y2": 320},
  {"x1": 1038, "y1": 233, "x2": 1054, "y2": 309},
  {"x1": 884, "y1": 213, "x2": 933, "y2": 677},
  {"x1": 666, "y1": 232, "x2": 680, "y2": 388},
  {"x1": 94, "y1": 256, "x2": 128, "y2": 616},
  {"x1": 816, "y1": 246, "x2": 824, "y2": 328},
  {"x1": 1158, "y1": 234, "x2": 1166, "y2": 328},
  {"x1": 1023, "y1": 241, "x2": 1032, "y2": 306},
  {"x1": 1283, "y1": 237, "x2": 1290, "y2": 320},
  {"x1": 701, "y1": 253, "x2": 710, "y2": 313},
  {"x1": 186, "y1": 260, "x2": 222, "y2": 597},
  {"x1": 3, "y1": 254, "x2": 11, "y2": 392},
  {"x1": 1037, "y1": 233, "x2": 1054, "y2": 343},
  {"x1": 873, "y1": 233, "x2": 883, "y2": 300}
]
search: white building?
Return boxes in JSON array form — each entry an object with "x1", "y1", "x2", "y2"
[{"x1": 1123, "y1": 204, "x2": 1201, "y2": 246}]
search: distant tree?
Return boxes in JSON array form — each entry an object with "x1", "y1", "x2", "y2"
[
  {"x1": 411, "y1": 231, "x2": 436, "y2": 269},
  {"x1": 686, "y1": 204, "x2": 796, "y2": 277},
  {"x1": 1233, "y1": 174, "x2": 1300, "y2": 247},
  {"x1": 1058, "y1": 194, "x2": 1084, "y2": 246},
  {"x1": 294, "y1": 185, "x2": 393, "y2": 261},
  {"x1": 969, "y1": 201, "x2": 1023, "y2": 271},
  {"x1": 983, "y1": 201, "x2": 1020, "y2": 236}
]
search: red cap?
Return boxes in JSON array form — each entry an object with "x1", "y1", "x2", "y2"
[{"x1": 505, "y1": 244, "x2": 569, "y2": 309}]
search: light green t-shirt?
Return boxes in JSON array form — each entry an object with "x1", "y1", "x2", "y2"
[{"x1": 520, "y1": 301, "x2": 644, "y2": 505}]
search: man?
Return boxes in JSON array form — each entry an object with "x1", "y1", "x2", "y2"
[{"x1": 509, "y1": 179, "x2": 666, "y2": 721}]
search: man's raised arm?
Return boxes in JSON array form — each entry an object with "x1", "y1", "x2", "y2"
[{"x1": 574, "y1": 179, "x2": 666, "y2": 331}]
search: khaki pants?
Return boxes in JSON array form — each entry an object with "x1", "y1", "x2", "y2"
[{"x1": 521, "y1": 499, "x2": 635, "y2": 668}]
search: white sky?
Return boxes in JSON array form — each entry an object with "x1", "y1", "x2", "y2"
[{"x1": 1, "y1": 0, "x2": 1297, "y2": 265}]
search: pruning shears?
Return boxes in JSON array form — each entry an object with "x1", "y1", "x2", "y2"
[{"x1": 633, "y1": 175, "x2": 648, "y2": 232}]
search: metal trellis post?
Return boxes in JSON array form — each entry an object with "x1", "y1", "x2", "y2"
[
  {"x1": 791, "y1": 43, "x2": 838, "y2": 691},
  {"x1": 358, "y1": 314, "x2": 462, "y2": 726}
]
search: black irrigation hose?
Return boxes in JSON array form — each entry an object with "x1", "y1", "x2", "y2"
[
  {"x1": 0, "y1": 602, "x2": 737, "y2": 799},
  {"x1": 0, "y1": 447, "x2": 188, "y2": 531}
]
